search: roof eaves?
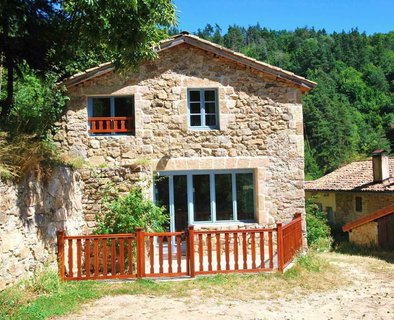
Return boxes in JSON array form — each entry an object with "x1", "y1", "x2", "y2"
[
  {"x1": 62, "y1": 62, "x2": 115, "y2": 87},
  {"x1": 63, "y1": 33, "x2": 317, "y2": 90},
  {"x1": 177, "y1": 35, "x2": 317, "y2": 90}
]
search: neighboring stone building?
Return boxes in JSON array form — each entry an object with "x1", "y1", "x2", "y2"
[
  {"x1": 305, "y1": 150, "x2": 394, "y2": 230},
  {"x1": 343, "y1": 203, "x2": 394, "y2": 249},
  {"x1": 53, "y1": 32, "x2": 316, "y2": 233}
]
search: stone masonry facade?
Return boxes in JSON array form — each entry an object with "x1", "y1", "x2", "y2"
[
  {"x1": 335, "y1": 192, "x2": 394, "y2": 225},
  {"x1": 0, "y1": 165, "x2": 148, "y2": 289},
  {"x1": 54, "y1": 43, "x2": 306, "y2": 227},
  {"x1": 0, "y1": 167, "x2": 85, "y2": 290},
  {"x1": 349, "y1": 222, "x2": 378, "y2": 246}
]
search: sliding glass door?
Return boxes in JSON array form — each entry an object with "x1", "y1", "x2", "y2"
[{"x1": 154, "y1": 170, "x2": 255, "y2": 232}]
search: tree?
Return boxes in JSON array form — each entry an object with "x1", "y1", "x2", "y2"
[{"x1": 0, "y1": 0, "x2": 176, "y2": 117}]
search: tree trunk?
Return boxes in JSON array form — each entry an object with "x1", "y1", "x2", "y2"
[
  {"x1": 0, "y1": 56, "x2": 13, "y2": 118},
  {"x1": 0, "y1": 7, "x2": 13, "y2": 118}
]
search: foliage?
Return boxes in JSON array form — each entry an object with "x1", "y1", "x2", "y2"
[
  {"x1": 196, "y1": 25, "x2": 394, "y2": 176},
  {"x1": 284, "y1": 250, "x2": 328, "y2": 279},
  {"x1": 305, "y1": 199, "x2": 332, "y2": 248},
  {"x1": 5, "y1": 68, "x2": 68, "y2": 136},
  {"x1": 94, "y1": 187, "x2": 169, "y2": 234},
  {"x1": 0, "y1": 132, "x2": 58, "y2": 180},
  {"x1": 0, "y1": 0, "x2": 176, "y2": 117},
  {"x1": 0, "y1": 270, "x2": 100, "y2": 320}
]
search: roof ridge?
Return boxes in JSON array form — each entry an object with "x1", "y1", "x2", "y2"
[
  {"x1": 159, "y1": 34, "x2": 316, "y2": 88},
  {"x1": 62, "y1": 33, "x2": 317, "y2": 89}
]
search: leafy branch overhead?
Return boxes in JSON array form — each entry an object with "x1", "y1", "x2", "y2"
[{"x1": 0, "y1": 0, "x2": 176, "y2": 117}]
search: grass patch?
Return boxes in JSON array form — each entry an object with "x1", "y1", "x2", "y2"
[
  {"x1": 0, "y1": 271, "x2": 101, "y2": 320},
  {"x1": 1, "y1": 251, "x2": 344, "y2": 319},
  {"x1": 0, "y1": 133, "x2": 57, "y2": 181}
]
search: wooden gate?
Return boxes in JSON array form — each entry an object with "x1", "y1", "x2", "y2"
[{"x1": 58, "y1": 214, "x2": 303, "y2": 280}]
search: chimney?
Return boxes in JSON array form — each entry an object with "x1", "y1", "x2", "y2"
[{"x1": 372, "y1": 149, "x2": 390, "y2": 182}]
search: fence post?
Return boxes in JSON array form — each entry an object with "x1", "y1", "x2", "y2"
[
  {"x1": 188, "y1": 225, "x2": 195, "y2": 278},
  {"x1": 136, "y1": 228, "x2": 145, "y2": 278},
  {"x1": 296, "y1": 212, "x2": 303, "y2": 249},
  {"x1": 57, "y1": 230, "x2": 65, "y2": 280},
  {"x1": 277, "y1": 222, "x2": 284, "y2": 272}
]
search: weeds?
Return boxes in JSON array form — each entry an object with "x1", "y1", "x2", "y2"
[
  {"x1": 0, "y1": 132, "x2": 57, "y2": 181},
  {"x1": 0, "y1": 132, "x2": 88, "y2": 182},
  {"x1": 0, "y1": 251, "x2": 341, "y2": 319},
  {"x1": 0, "y1": 271, "x2": 99, "y2": 320},
  {"x1": 57, "y1": 153, "x2": 87, "y2": 170}
]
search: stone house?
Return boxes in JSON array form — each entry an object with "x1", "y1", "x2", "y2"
[
  {"x1": 54, "y1": 32, "x2": 316, "y2": 233},
  {"x1": 342, "y1": 203, "x2": 394, "y2": 249},
  {"x1": 305, "y1": 150, "x2": 394, "y2": 234}
]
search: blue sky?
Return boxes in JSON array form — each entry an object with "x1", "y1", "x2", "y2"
[{"x1": 173, "y1": 0, "x2": 394, "y2": 35}]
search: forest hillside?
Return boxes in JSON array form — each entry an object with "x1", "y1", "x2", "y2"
[{"x1": 183, "y1": 24, "x2": 394, "y2": 179}]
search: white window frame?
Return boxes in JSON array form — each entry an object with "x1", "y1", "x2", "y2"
[
  {"x1": 154, "y1": 169, "x2": 255, "y2": 232},
  {"x1": 187, "y1": 88, "x2": 219, "y2": 129}
]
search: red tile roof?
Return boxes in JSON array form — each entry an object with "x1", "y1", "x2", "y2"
[
  {"x1": 343, "y1": 203, "x2": 394, "y2": 231},
  {"x1": 305, "y1": 158, "x2": 394, "y2": 192}
]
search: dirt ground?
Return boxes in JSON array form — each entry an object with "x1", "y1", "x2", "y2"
[{"x1": 56, "y1": 252, "x2": 394, "y2": 320}]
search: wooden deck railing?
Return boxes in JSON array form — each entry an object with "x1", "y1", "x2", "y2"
[
  {"x1": 88, "y1": 117, "x2": 134, "y2": 134},
  {"x1": 189, "y1": 227, "x2": 276, "y2": 275},
  {"x1": 57, "y1": 233, "x2": 137, "y2": 280},
  {"x1": 139, "y1": 230, "x2": 189, "y2": 278},
  {"x1": 278, "y1": 213, "x2": 303, "y2": 270},
  {"x1": 58, "y1": 214, "x2": 303, "y2": 280}
]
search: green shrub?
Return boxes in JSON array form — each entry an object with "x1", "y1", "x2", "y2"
[
  {"x1": 94, "y1": 187, "x2": 169, "y2": 234},
  {"x1": 305, "y1": 199, "x2": 332, "y2": 248},
  {"x1": 5, "y1": 69, "x2": 68, "y2": 137}
]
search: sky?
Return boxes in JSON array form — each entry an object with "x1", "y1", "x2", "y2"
[{"x1": 173, "y1": 0, "x2": 394, "y2": 35}]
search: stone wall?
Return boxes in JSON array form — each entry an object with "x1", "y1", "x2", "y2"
[
  {"x1": 79, "y1": 166, "x2": 151, "y2": 230},
  {"x1": 53, "y1": 43, "x2": 306, "y2": 226},
  {"x1": 0, "y1": 165, "x2": 150, "y2": 290},
  {"x1": 336, "y1": 192, "x2": 394, "y2": 224},
  {"x1": 0, "y1": 167, "x2": 85, "y2": 290},
  {"x1": 349, "y1": 222, "x2": 378, "y2": 246}
]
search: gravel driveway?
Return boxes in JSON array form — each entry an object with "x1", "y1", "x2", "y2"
[{"x1": 55, "y1": 253, "x2": 394, "y2": 320}]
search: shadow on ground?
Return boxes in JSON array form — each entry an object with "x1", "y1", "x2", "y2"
[{"x1": 334, "y1": 241, "x2": 394, "y2": 264}]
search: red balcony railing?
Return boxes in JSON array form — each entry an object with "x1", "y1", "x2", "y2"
[{"x1": 88, "y1": 117, "x2": 134, "y2": 134}]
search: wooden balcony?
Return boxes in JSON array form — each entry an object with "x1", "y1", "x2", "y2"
[{"x1": 88, "y1": 117, "x2": 134, "y2": 134}]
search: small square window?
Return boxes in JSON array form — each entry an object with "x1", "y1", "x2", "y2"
[
  {"x1": 355, "y1": 197, "x2": 362, "y2": 212},
  {"x1": 188, "y1": 89, "x2": 218, "y2": 129}
]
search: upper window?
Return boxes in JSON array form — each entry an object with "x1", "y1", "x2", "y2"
[
  {"x1": 88, "y1": 96, "x2": 135, "y2": 135},
  {"x1": 188, "y1": 89, "x2": 218, "y2": 129}
]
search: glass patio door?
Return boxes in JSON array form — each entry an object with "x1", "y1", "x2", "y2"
[
  {"x1": 155, "y1": 175, "x2": 189, "y2": 232},
  {"x1": 154, "y1": 170, "x2": 255, "y2": 231}
]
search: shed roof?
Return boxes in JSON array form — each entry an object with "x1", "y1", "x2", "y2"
[
  {"x1": 343, "y1": 203, "x2": 394, "y2": 232},
  {"x1": 305, "y1": 158, "x2": 394, "y2": 192},
  {"x1": 62, "y1": 32, "x2": 316, "y2": 90}
]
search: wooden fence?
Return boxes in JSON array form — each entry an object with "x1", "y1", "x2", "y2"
[{"x1": 58, "y1": 214, "x2": 303, "y2": 280}]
